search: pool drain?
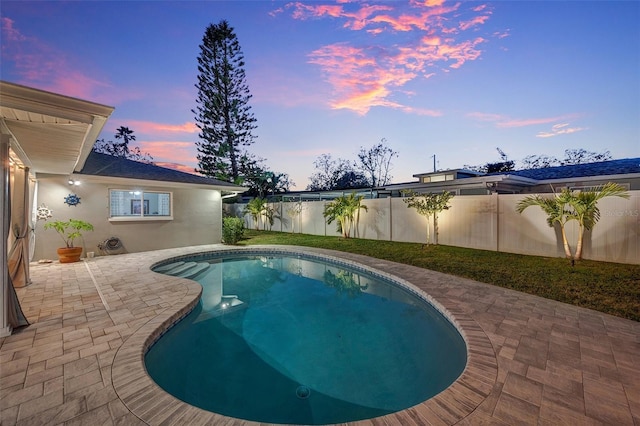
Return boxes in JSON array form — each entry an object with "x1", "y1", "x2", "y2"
[{"x1": 296, "y1": 385, "x2": 311, "y2": 399}]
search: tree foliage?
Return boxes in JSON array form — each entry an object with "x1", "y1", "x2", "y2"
[
  {"x1": 308, "y1": 140, "x2": 398, "y2": 190},
  {"x1": 93, "y1": 126, "x2": 153, "y2": 163},
  {"x1": 242, "y1": 169, "x2": 293, "y2": 198},
  {"x1": 465, "y1": 147, "x2": 515, "y2": 173},
  {"x1": 356, "y1": 139, "x2": 398, "y2": 187},
  {"x1": 323, "y1": 193, "x2": 368, "y2": 238},
  {"x1": 193, "y1": 20, "x2": 257, "y2": 182},
  {"x1": 403, "y1": 191, "x2": 454, "y2": 245},
  {"x1": 516, "y1": 182, "x2": 629, "y2": 261},
  {"x1": 521, "y1": 149, "x2": 612, "y2": 169},
  {"x1": 307, "y1": 154, "x2": 368, "y2": 191}
]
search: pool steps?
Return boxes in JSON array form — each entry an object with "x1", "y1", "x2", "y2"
[{"x1": 158, "y1": 261, "x2": 211, "y2": 279}]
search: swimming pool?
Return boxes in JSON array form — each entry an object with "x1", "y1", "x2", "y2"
[{"x1": 146, "y1": 251, "x2": 467, "y2": 425}]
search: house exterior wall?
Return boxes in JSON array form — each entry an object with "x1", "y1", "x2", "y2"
[
  {"x1": 34, "y1": 175, "x2": 223, "y2": 260},
  {"x1": 227, "y1": 190, "x2": 640, "y2": 264}
]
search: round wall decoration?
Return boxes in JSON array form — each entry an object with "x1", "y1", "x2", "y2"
[
  {"x1": 64, "y1": 194, "x2": 81, "y2": 206},
  {"x1": 36, "y1": 204, "x2": 53, "y2": 220}
]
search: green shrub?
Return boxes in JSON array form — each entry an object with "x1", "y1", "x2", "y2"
[{"x1": 222, "y1": 217, "x2": 244, "y2": 244}]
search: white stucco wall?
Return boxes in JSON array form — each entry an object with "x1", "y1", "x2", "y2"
[{"x1": 33, "y1": 175, "x2": 223, "y2": 260}]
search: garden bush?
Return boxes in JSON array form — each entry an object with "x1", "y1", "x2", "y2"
[{"x1": 222, "y1": 217, "x2": 244, "y2": 244}]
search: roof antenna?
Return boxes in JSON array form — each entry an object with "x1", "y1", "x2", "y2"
[{"x1": 431, "y1": 154, "x2": 436, "y2": 172}]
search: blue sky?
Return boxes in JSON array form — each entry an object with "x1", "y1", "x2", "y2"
[{"x1": 2, "y1": 1, "x2": 638, "y2": 189}]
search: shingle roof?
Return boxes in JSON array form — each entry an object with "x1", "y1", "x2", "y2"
[
  {"x1": 505, "y1": 158, "x2": 640, "y2": 180},
  {"x1": 79, "y1": 151, "x2": 243, "y2": 189}
]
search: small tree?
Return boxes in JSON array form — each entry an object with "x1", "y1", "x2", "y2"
[
  {"x1": 262, "y1": 204, "x2": 278, "y2": 230},
  {"x1": 285, "y1": 201, "x2": 304, "y2": 233},
  {"x1": 323, "y1": 193, "x2": 368, "y2": 238},
  {"x1": 403, "y1": 191, "x2": 454, "y2": 245},
  {"x1": 516, "y1": 182, "x2": 629, "y2": 261},
  {"x1": 244, "y1": 197, "x2": 267, "y2": 230}
]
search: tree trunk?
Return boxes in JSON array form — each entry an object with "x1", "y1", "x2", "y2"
[
  {"x1": 560, "y1": 224, "x2": 573, "y2": 259},
  {"x1": 575, "y1": 224, "x2": 585, "y2": 260},
  {"x1": 433, "y1": 214, "x2": 439, "y2": 245},
  {"x1": 425, "y1": 216, "x2": 431, "y2": 245}
]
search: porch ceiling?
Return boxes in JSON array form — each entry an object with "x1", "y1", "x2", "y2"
[{"x1": 0, "y1": 81, "x2": 114, "y2": 175}]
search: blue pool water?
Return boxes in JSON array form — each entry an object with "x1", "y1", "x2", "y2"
[{"x1": 146, "y1": 252, "x2": 466, "y2": 425}]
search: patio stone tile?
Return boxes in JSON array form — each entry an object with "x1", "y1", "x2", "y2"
[
  {"x1": 0, "y1": 383, "x2": 43, "y2": 411},
  {"x1": 43, "y1": 375, "x2": 64, "y2": 395},
  {"x1": 492, "y1": 392, "x2": 540, "y2": 425},
  {"x1": 15, "y1": 397, "x2": 86, "y2": 426},
  {"x1": 45, "y1": 351, "x2": 80, "y2": 370},
  {"x1": 63, "y1": 369, "x2": 103, "y2": 395},
  {"x1": 24, "y1": 365, "x2": 63, "y2": 388},
  {"x1": 540, "y1": 379, "x2": 584, "y2": 412},
  {"x1": 0, "y1": 405, "x2": 19, "y2": 425},
  {"x1": 16, "y1": 389, "x2": 63, "y2": 421},
  {"x1": 78, "y1": 342, "x2": 112, "y2": 359},
  {"x1": 501, "y1": 372, "x2": 543, "y2": 407},
  {"x1": 538, "y1": 399, "x2": 601, "y2": 426},
  {"x1": 0, "y1": 371, "x2": 26, "y2": 390},
  {"x1": 63, "y1": 403, "x2": 111, "y2": 426},
  {"x1": 583, "y1": 373, "x2": 634, "y2": 424},
  {"x1": 0, "y1": 357, "x2": 29, "y2": 378}
]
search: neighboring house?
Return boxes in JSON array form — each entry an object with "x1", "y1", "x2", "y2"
[
  {"x1": 276, "y1": 159, "x2": 640, "y2": 202},
  {"x1": 1, "y1": 80, "x2": 242, "y2": 336},
  {"x1": 382, "y1": 158, "x2": 640, "y2": 197}
]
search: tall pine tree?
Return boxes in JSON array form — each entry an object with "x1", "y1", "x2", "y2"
[{"x1": 193, "y1": 20, "x2": 257, "y2": 182}]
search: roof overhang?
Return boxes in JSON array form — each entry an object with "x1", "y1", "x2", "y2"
[
  {"x1": 69, "y1": 172, "x2": 247, "y2": 193},
  {"x1": 0, "y1": 81, "x2": 114, "y2": 175}
]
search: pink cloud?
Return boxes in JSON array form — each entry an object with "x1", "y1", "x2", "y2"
[
  {"x1": 1, "y1": 17, "x2": 136, "y2": 106},
  {"x1": 154, "y1": 162, "x2": 200, "y2": 175},
  {"x1": 284, "y1": 1, "x2": 494, "y2": 115},
  {"x1": 137, "y1": 140, "x2": 198, "y2": 165},
  {"x1": 467, "y1": 112, "x2": 586, "y2": 137},
  {"x1": 467, "y1": 112, "x2": 581, "y2": 128},
  {"x1": 459, "y1": 15, "x2": 491, "y2": 31},
  {"x1": 124, "y1": 120, "x2": 198, "y2": 135},
  {"x1": 536, "y1": 123, "x2": 587, "y2": 138}
]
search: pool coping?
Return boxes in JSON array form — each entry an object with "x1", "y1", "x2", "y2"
[{"x1": 111, "y1": 245, "x2": 498, "y2": 425}]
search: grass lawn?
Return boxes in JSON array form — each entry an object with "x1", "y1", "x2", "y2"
[{"x1": 238, "y1": 230, "x2": 640, "y2": 321}]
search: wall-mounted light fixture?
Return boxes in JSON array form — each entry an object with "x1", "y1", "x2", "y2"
[{"x1": 68, "y1": 178, "x2": 81, "y2": 186}]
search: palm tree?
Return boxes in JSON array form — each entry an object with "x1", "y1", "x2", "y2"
[
  {"x1": 244, "y1": 197, "x2": 267, "y2": 230},
  {"x1": 516, "y1": 190, "x2": 574, "y2": 258},
  {"x1": 517, "y1": 183, "x2": 629, "y2": 260},
  {"x1": 323, "y1": 193, "x2": 368, "y2": 238},
  {"x1": 571, "y1": 182, "x2": 629, "y2": 259}
]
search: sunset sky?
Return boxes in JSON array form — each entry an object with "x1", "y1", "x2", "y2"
[{"x1": 2, "y1": 1, "x2": 638, "y2": 189}]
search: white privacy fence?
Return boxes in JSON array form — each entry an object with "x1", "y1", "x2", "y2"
[{"x1": 225, "y1": 191, "x2": 640, "y2": 265}]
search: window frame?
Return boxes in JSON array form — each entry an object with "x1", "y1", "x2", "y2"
[{"x1": 108, "y1": 188, "x2": 173, "y2": 222}]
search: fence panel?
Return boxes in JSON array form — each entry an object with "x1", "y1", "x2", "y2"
[{"x1": 227, "y1": 190, "x2": 639, "y2": 264}]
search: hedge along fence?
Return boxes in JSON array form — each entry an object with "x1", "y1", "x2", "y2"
[{"x1": 225, "y1": 191, "x2": 640, "y2": 265}]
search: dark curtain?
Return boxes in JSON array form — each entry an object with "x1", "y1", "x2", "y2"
[
  {"x1": 5, "y1": 161, "x2": 29, "y2": 330},
  {"x1": 8, "y1": 165, "x2": 31, "y2": 288}
]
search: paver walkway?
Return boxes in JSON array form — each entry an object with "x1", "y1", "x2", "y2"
[{"x1": 1, "y1": 245, "x2": 638, "y2": 425}]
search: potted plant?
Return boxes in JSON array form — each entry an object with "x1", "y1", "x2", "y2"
[{"x1": 44, "y1": 219, "x2": 94, "y2": 263}]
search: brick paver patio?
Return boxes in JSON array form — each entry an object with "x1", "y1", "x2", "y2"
[{"x1": 1, "y1": 245, "x2": 638, "y2": 425}]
